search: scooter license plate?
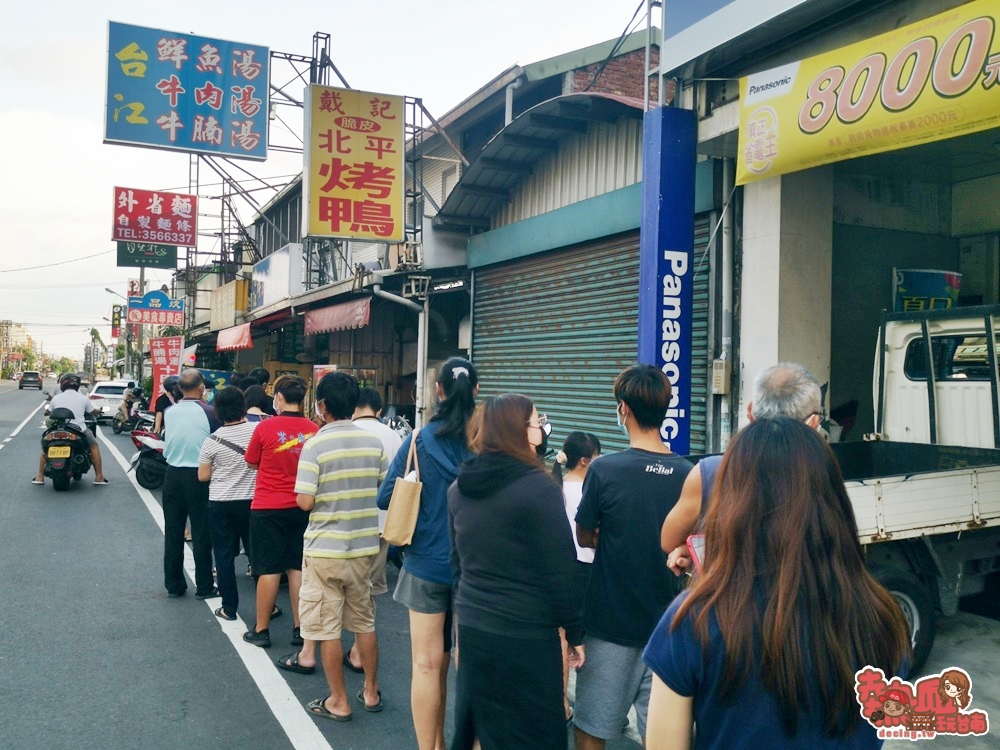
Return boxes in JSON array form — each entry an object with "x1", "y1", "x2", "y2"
[{"x1": 48, "y1": 446, "x2": 71, "y2": 459}]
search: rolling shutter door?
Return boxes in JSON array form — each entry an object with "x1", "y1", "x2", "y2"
[
  {"x1": 473, "y1": 235, "x2": 640, "y2": 453},
  {"x1": 690, "y1": 215, "x2": 712, "y2": 454},
  {"x1": 472, "y1": 218, "x2": 712, "y2": 456}
]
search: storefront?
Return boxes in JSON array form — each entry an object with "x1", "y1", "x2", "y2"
[
  {"x1": 683, "y1": 0, "x2": 1000, "y2": 439},
  {"x1": 472, "y1": 214, "x2": 715, "y2": 454}
]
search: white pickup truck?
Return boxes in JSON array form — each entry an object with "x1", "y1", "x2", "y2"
[{"x1": 837, "y1": 305, "x2": 1000, "y2": 669}]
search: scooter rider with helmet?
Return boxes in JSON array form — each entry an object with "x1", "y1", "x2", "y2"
[
  {"x1": 32, "y1": 374, "x2": 108, "y2": 486},
  {"x1": 119, "y1": 384, "x2": 145, "y2": 422}
]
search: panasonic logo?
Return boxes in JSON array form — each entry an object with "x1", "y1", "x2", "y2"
[
  {"x1": 748, "y1": 76, "x2": 791, "y2": 96},
  {"x1": 659, "y1": 249, "x2": 687, "y2": 445},
  {"x1": 744, "y1": 62, "x2": 800, "y2": 104}
]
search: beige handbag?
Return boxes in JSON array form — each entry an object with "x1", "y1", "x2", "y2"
[{"x1": 381, "y1": 429, "x2": 422, "y2": 547}]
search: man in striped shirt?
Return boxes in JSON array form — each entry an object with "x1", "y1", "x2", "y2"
[{"x1": 283, "y1": 371, "x2": 388, "y2": 722}]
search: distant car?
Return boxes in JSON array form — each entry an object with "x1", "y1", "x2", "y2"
[
  {"x1": 19, "y1": 371, "x2": 43, "y2": 390},
  {"x1": 12, "y1": 372, "x2": 22, "y2": 381},
  {"x1": 89, "y1": 379, "x2": 136, "y2": 422}
]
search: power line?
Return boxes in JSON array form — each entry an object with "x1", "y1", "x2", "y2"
[
  {"x1": 0, "y1": 281, "x2": 128, "y2": 290},
  {"x1": 0, "y1": 250, "x2": 114, "y2": 274},
  {"x1": 584, "y1": 0, "x2": 646, "y2": 92}
]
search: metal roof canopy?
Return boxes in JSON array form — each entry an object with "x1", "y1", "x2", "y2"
[{"x1": 433, "y1": 93, "x2": 645, "y2": 234}]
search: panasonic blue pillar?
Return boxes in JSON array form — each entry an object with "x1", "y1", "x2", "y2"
[{"x1": 637, "y1": 106, "x2": 697, "y2": 455}]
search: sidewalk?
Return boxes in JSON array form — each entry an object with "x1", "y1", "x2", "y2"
[{"x1": 884, "y1": 612, "x2": 999, "y2": 749}]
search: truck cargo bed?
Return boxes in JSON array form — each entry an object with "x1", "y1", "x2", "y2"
[{"x1": 831, "y1": 442, "x2": 1000, "y2": 542}]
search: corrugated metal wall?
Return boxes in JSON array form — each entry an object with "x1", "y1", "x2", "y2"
[
  {"x1": 420, "y1": 140, "x2": 465, "y2": 217},
  {"x1": 472, "y1": 215, "x2": 712, "y2": 456},
  {"x1": 255, "y1": 193, "x2": 302, "y2": 257},
  {"x1": 472, "y1": 234, "x2": 640, "y2": 454},
  {"x1": 690, "y1": 216, "x2": 712, "y2": 453},
  {"x1": 495, "y1": 119, "x2": 643, "y2": 228}
]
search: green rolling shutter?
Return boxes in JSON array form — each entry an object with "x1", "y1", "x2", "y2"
[{"x1": 472, "y1": 218, "x2": 712, "y2": 457}]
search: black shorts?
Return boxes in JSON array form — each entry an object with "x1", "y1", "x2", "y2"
[{"x1": 250, "y1": 508, "x2": 309, "y2": 575}]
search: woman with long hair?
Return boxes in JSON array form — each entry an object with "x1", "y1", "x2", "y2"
[
  {"x1": 377, "y1": 357, "x2": 478, "y2": 750},
  {"x1": 449, "y1": 394, "x2": 585, "y2": 749},
  {"x1": 643, "y1": 418, "x2": 911, "y2": 749}
]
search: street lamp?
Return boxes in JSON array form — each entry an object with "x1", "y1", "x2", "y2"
[{"x1": 105, "y1": 288, "x2": 132, "y2": 379}]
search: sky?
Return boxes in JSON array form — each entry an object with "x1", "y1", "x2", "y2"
[{"x1": 0, "y1": 0, "x2": 645, "y2": 360}]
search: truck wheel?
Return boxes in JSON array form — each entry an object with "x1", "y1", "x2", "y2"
[
  {"x1": 874, "y1": 568, "x2": 936, "y2": 673},
  {"x1": 52, "y1": 473, "x2": 70, "y2": 492}
]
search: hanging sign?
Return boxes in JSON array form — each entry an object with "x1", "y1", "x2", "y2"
[
  {"x1": 127, "y1": 289, "x2": 185, "y2": 326},
  {"x1": 302, "y1": 85, "x2": 405, "y2": 242},
  {"x1": 737, "y1": 0, "x2": 1000, "y2": 184}
]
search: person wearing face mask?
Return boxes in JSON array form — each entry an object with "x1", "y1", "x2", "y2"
[
  {"x1": 377, "y1": 357, "x2": 479, "y2": 750},
  {"x1": 242, "y1": 375, "x2": 318, "y2": 649},
  {"x1": 448, "y1": 393, "x2": 585, "y2": 749},
  {"x1": 552, "y1": 431, "x2": 602, "y2": 722},
  {"x1": 572, "y1": 365, "x2": 693, "y2": 750}
]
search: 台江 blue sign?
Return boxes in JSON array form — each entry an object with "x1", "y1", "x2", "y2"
[
  {"x1": 105, "y1": 22, "x2": 269, "y2": 160},
  {"x1": 637, "y1": 106, "x2": 697, "y2": 455}
]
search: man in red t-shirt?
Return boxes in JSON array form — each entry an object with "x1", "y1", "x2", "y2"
[{"x1": 243, "y1": 375, "x2": 317, "y2": 649}]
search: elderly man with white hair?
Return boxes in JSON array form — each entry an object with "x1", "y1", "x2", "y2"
[{"x1": 660, "y1": 362, "x2": 823, "y2": 575}]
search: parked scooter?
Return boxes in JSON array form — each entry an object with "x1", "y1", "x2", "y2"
[
  {"x1": 42, "y1": 407, "x2": 95, "y2": 491},
  {"x1": 128, "y1": 428, "x2": 167, "y2": 489},
  {"x1": 382, "y1": 405, "x2": 413, "y2": 440}
]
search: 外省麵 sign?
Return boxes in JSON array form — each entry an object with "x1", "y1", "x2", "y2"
[{"x1": 737, "y1": 0, "x2": 1000, "y2": 184}]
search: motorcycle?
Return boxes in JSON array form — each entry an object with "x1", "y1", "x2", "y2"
[
  {"x1": 42, "y1": 407, "x2": 95, "y2": 491},
  {"x1": 382, "y1": 405, "x2": 413, "y2": 440},
  {"x1": 128, "y1": 428, "x2": 167, "y2": 490},
  {"x1": 113, "y1": 400, "x2": 154, "y2": 434}
]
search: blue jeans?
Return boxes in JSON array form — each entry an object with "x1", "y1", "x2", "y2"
[{"x1": 207, "y1": 500, "x2": 251, "y2": 616}]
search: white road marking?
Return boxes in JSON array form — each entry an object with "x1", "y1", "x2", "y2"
[
  {"x1": 98, "y1": 431, "x2": 334, "y2": 750},
  {"x1": 9, "y1": 400, "x2": 46, "y2": 439}
]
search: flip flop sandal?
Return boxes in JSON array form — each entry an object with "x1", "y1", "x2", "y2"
[
  {"x1": 356, "y1": 687, "x2": 384, "y2": 713},
  {"x1": 343, "y1": 653, "x2": 364, "y2": 674},
  {"x1": 214, "y1": 607, "x2": 236, "y2": 621},
  {"x1": 31, "y1": 479, "x2": 44, "y2": 485},
  {"x1": 276, "y1": 652, "x2": 315, "y2": 675},
  {"x1": 93, "y1": 479, "x2": 110, "y2": 485},
  {"x1": 307, "y1": 696, "x2": 351, "y2": 721}
]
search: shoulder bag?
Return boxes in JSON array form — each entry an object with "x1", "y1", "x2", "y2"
[{"x1": 381, "y1": 429, "x2": 422, "y2": 547}]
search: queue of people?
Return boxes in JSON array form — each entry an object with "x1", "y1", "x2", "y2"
[{"x1": 145, "y1": 355, "x2": 909, "y2": 749}]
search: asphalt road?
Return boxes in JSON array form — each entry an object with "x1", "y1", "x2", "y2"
[
  {"x1": 1, "y1": 378, "x2": 996, "y2": 748},
  {"x1": 0, "y1": 381, "x2": 642, "y2": 750}
]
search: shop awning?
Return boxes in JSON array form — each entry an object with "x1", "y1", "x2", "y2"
[
  {"x1": 304, "y1": 298, "x2": 371, "y2": 335},
  {"x1": 216, "y1": 322, "x2": 253, "y2": 351}
]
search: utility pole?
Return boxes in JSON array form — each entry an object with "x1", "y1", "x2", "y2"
[{"x1": 136, "y1": 267, "x2": 145, "y2": 381}]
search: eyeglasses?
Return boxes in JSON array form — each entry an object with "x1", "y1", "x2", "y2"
[{"x1": 528, "y1": 414, "x2": 552, "y2": 436}]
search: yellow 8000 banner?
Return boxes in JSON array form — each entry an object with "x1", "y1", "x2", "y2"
[{"x1": 737, "y1": 0, "x2": 1000, "y2": 185}]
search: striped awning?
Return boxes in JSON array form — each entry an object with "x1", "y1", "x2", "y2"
[
  {"x1": 304, "y1": 298, "x2": 371, "y2": 335},
  {"x1": 216, "y1": 322, "x2": 253, "y2": 351}
]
